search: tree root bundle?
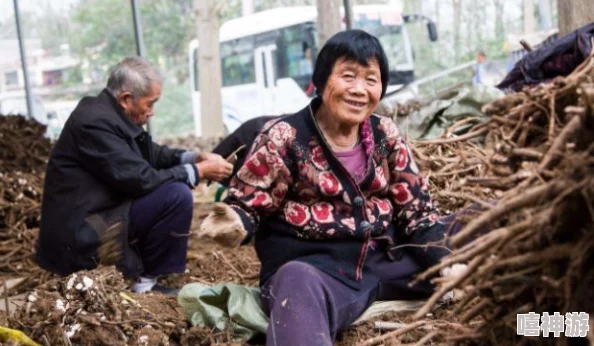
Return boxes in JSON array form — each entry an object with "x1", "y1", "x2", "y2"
[
  {"x1": 0, "y1": 116, "x2": 54, "y2": 293},
  {"x1": 381, "y1": 46, "x2": 594, "y2": 345},
  {"x1": 0, "y1": 115, "x2": 50, "y2": 174}
]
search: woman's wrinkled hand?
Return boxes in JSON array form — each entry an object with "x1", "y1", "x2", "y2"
[
  {"x1": 196, "y1": 160, "x2": 233, "y2": 182},
  {"x1": 198, "y1": 203, "x2": 247, "y2": 247}
]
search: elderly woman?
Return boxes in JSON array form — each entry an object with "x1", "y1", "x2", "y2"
[{"x1": 199, "y1": 30, "x2": 451, "y2": 345}]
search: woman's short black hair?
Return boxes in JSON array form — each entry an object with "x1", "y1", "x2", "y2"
[{"x1": 312, "y1": 29, "x2": 390, "y2": 99}]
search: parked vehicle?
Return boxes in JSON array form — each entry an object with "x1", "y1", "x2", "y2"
[{"x1": 188, "y1": 5, "x2": 437, "y2": 135}]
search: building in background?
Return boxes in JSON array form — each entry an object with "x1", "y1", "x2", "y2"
[{"x1": 0, "y1": 40, "x2": 80, "y2": 94}]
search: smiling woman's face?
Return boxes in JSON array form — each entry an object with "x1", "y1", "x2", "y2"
[{"x1": 321, "y1": 57, "x2": 382, "y2": 127}]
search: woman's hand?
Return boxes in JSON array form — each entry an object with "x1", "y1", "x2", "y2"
[{"x1": 198, "y1": 203, "x2": 247, "y2": 247}]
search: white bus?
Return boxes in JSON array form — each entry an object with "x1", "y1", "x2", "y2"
[{"x1": 189, "y1": 5, "x2": 436, "y2": 136}]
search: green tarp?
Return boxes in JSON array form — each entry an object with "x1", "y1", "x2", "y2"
[{"x1": 178, "y1": 283, "x2": 268, "y2": 341}]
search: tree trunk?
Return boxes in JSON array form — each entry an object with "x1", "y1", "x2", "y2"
[
  {"x1": 558, "y1": 0, "x2": 594, "y2": 36},
  {"x1": 316, "y1": 0, "x2": 342, "y2": 47},
  {"x1": 195, "y1": 0, "x2": 224, "y2": 137}
]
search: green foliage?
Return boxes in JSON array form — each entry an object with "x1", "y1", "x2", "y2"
[
  {"x1": 68, "y1": 0, "x2": 195, "y2": 75},
  {"x1": 62, "y1": 66, "x2": 84, "y2": 86},
  {"x1": 219, "y1": 0, "x2": 242, "y2": 22},
  {"x1": 69, "y1": 0, "x2": 135, "y2": 68},
  {"x1": 34, "y1": 4, "x2": 72, "y2": 55}
]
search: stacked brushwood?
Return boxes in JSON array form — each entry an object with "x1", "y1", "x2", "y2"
[
  {"x1": 365, "y1": 50, "x2": 594, "y2": 345},
  {"x1": 0, "y1": 115, "x2": 55, "y2": 293}
]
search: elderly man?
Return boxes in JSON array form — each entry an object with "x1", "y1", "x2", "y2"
[{"x1": 37, "y1": 57, "x2": 232, "y2": 294}]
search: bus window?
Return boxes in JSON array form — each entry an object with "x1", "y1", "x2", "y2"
[
  {"x1": 354, "y1": 16, "x2": 413, "y2": 84},
  {"x1": 221, "y1": 38, "x2": 256, "y2": 87},
  {"x1": 375, "y1": 26, "x2": 408, "y2": 67},
  {"x1": 276, "y1": 24, "x2": 314, "y2": 93}
]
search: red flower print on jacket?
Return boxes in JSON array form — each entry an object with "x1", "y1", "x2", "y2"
[
  {"x1": 371, "y1": 196, "x2": 392, "y2": 215},
  {"x1": 284, "y1": 201, "x2": 311, "y2": 227},
  {"x1": 365, "y1": 208, "x2": 377, "y2": 224},
  {"x1": 248, "y1": 191, "x2": 273, "y2": 209},
  {"x1": 391, "y1": 182, "x2": 414, "y2": 205},
  {"x1": 268, "y1": 121, "x2": 296, "y2": 147},
  {"x1": 369, "y1": 165, "x2": 388, "y2": 192},
  {"x1": 319, "y1": 171, "x2": 342, "y2": 196},
  {"x1": 393, "y1": 142, "x2": 409, "y2": 171},
  {"x1": 311, "y1": 202, "x2": 334, "y2": 223},
  {"x1": 237, "y1": 144, "x2": 285, "y2": 188},
  {"x1": 341, "y1": 217, "x2": 356, "y2": 231},
  {"x1": 311, "y1": 146, "x2": 329, "y2": 170},
  {"x1": 271, "y1": 182, "x2": 288, "y2": 205}
]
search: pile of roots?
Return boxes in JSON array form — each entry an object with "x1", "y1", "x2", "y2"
[
  {"x1": 8, "y1": 266, "x2": 189, "y2": 346},
  {"x1": 0, "y1": 116, "x2": 54, "y2": 293},
  {"x1": 372, "y1": 47, "x2": 594, "y2": 345}
]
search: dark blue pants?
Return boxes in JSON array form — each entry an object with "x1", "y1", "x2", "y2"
[
  {"x1": 260, "y1": 211, "x2": 474, "y2": 346},
  {"x1": 259, "y1": 251, "x2": 429, "y2": 346},
  {"x1": 129, "y1": 182, "x2": 193, "y2": 277}
]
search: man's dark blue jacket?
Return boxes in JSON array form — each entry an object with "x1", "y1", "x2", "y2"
[{"x1": 37, "y1": 89, "x2": 191, "y2": 277}]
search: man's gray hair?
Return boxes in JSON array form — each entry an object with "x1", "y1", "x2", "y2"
[{"x1": 106, "y1": 56, "x2": 163, "y2": 99}]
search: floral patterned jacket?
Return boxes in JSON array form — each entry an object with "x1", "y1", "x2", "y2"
[{"x1": 226, "y1": 98, "x2": 446, "y2": 289}]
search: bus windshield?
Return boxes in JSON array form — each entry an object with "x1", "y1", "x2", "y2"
[{"x1": 354, "y1": 17, "x2": 410, "y2": 68}]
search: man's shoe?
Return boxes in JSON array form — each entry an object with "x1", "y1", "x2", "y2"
[{"x1": 150, "y1": 284, "x2": 179, "y2": 296}]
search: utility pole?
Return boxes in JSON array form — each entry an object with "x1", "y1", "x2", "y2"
[
  {"x1": 343, "y1": 0, "x2": 353, "y2": 30},
  {"x1": 316, "y1": 0, "x2": 342, "y2": 47},
  {"x1": 195, "y1": 0, "x2": 224, "y2": 137},
  {"x1": 13, "y1": 0, "x2": 34, "y2": 122}
]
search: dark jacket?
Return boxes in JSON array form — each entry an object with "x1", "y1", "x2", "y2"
[
  {"x1": 498, "y1": 22, "x2": 594, "y2": 92},
  {"x1": 37, "y1": 89, "x2": 191, "y2": 277},
  {"x1": 226, "y1": 98, "x2": 447, "y2": 290}
]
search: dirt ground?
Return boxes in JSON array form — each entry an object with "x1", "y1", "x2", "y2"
[
  {"x1": 3, "y1": 184, "x2": 435, "y2": 346},
  {"x1": 0, "y1": 116, "x2": 439, "y2": 345},
  {"x1": 164, "y1": 190, "x2": 420, "y2": 345},
  {"x1": 8, "y1": 66, "x2": 594, "y2": 344}
]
